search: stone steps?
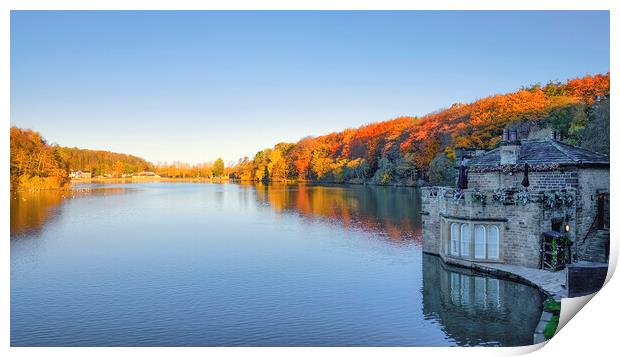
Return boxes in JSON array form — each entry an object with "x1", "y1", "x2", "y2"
[{"x1": 576, "y1": 228, "x2": 609, "y2": 263}]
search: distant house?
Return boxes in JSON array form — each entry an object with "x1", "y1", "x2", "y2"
[
  {"x1": 69, "y1": 170, "x2": 92, "y2": 179},
  {"x1": 133, "y1": 171, "x2": 161, "y2": 179},
  {"x1": 422, "y1": 128, "x2": 609, "y2": 269}
]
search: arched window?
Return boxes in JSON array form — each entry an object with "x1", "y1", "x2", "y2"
[
  {"x1": 447, "y1": 221, "x2": 500, "y2": 261},
  {"x1": 460, "y1": 223, "x2": 470, "y2": 257},
  {"x1": 474, "y1": 225, "x2": 486, "y2": 259},
  {"x1": 487, "y1": 225, "x2": 499, "y2": 259},
  {"x1": 450, "y1": 223, "x2": 460, "y2": 256}
]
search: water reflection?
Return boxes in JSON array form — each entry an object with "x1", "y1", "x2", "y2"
[
  {"x1": 11, "y1": 183, "x2": 543, "y2": 346},
  {"x1": 253, "y1": 183, "x2": 422, "y2": 242},
  {"x1": 10, "y1": 191, "x2": 66, "y2": 236},
  {"x1": 422, "y1": 254, "x2": 543, "y2": 346},
  {"x1": 11, "y1": 183, "x2": 420, "y2": 242},
  {"x1": 10, "y1": 187, "x2": 132, "y2": 236}
]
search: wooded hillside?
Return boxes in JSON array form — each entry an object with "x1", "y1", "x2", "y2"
[
  {"x1": 10, "y1": 127, "x2": 155, "y2": 190},
  {"x1": 11, "y1": 72, "x2": 610, "y2": 189},
  {"x1": 57, "y1": 147, "x2": 153, "y2": 177},
  {"x1": 229, "y1": 73, "x2": 610, "y2": 186}
]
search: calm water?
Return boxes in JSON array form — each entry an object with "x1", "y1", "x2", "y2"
[{"x1": 10, "y1": 183, "x2": 543, "y2": 346}]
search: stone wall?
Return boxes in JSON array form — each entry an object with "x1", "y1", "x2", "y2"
[
  {"x1": 421, "y1": 187, "x2": 577, "y2": 268},
  {"x1": 421, "y1": 190, "x2": 441, "y2": 255},
  {"x1": 575, "y1": 168, "x2": 609, "y2": 232},
  {"x1": 468, "y1": 166, "x2": 609, "y2": 242},
  {"x1": 574, "y1": 168, "x2": 610, "y2": 259}
]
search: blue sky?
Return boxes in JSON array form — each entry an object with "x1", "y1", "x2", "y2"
[{"x1": 11, "y1": 11, "x2": 609, "y2": 164}]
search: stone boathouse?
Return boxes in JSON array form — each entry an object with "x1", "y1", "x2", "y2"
[{"x1": 421, "y1": 129, "x2": 609, "y2": 270}]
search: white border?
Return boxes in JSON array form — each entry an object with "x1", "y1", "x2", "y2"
[{"x1": 1, "y1": 1, "x2": 616, "y2": 356}]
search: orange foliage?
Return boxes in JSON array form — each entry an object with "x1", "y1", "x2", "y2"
[{"x1": 228, "y1": 73, "x2": 609, "y2": 183}]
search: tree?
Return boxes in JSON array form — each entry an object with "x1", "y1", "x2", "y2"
[
  {"x1": 268, "y1": 144, "x2": 292, "y2": 181},
  {"x1": 213, "y1": 158, "x2": 225, "y2": 177},
  {"x1": 372, "y1": 157, "x2": 394, "y2": 185},
  {"x1": 428, "y1": 152, "x2": 456, "y2": 186},
  {"x1": 580, "y1": 98, "x2": 610, "y2": 155},
  {"x1": 261, "y1": 166, "x2": 269, "y2": 184},
  {"x1": 310, "y1": 147, "x2": 332, "y2": 180},
  {"x1": 113, "y1": 161, "x2": 125, "y2": 177},
  {"x1": 10, "y1": 127, "x2": 69, "y2": 190}
]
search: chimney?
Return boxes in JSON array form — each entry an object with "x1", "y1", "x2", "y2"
[
  {"x1": 509, "y1": 129, "x2": 517, "y2": 142},
  {"x1": 500, "y1": 128, "x2": 521, "y2": 165}
]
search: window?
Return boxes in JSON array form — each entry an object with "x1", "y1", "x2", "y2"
[
  {"x1": 487, "y1": 225, "x2": 499, "y2": 259},
  {"x1": 460, "y1": 224, "x2": 470, "y2": 257},
  {"x1": 450, "y1": 223, "x2": 459, "y2": 256},
  {"x1": 474, "y1": 225, "x2": 486, "y2": 259},
  {"x1": 448, "y1": 221, "x2": 500, "y2": 261}
]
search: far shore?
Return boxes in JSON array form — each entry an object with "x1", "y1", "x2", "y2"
[
  {"x1": 11, "y1": 176, "x2": 427, "y2": 191},
  {"x1": 70, "y1": 177, "x2": 425, "y2": 187},
  {"x1": 71, "y1": 177, "x2": 231, "y2": 184}
]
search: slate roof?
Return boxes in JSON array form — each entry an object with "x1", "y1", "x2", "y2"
[{"x1": 468, "y1": 138, "x2": 609, "y2": 168}]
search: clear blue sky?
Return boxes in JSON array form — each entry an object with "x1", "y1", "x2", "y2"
[{"x1": 11, "y1": 11, "x2": 609, "y2": 165}]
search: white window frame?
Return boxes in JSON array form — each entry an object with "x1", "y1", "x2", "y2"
[
  {"x1": 446, "y1": 220, "x2": 501, "y2": 262},
  {"x1": 460, "y1": 223, "x2": 470, "y2": 257},
  {"x1": 487, "y1": 225, "x2": 500, "y2": 260},
  {"x1": 474, "y1": 225, "x2": 486, "y2": 259},
  {"x1": 450, "y1": 223, "x2": 460, "y2": 256}
]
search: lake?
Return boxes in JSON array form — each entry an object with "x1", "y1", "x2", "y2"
[{"x1": 10, "y1": 182, "x2": 543, "y2": 346}]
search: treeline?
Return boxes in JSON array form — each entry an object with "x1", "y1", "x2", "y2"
[
  {"x1": 57, "y1": 147, "x2": 154, "y2": 176},
  {"x1": 11, "y1": 72, "x2": 609, "y2": 190},
  {"x1": 228, "y1": 73, "x2": 610, "y2": 186},
  {"x1": 153, "y1": 158, "x2": 226, "y2": 178},
  {"x1": 10, "y1": 127, "x2": 158, "y2": 190},
  {"x1": 10, "y1": 127, "x2": 69, "y2": 190}
]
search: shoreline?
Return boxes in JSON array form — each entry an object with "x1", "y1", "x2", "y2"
[{"x1": 10, "y1": 177, "x2": 428, "y2": 191}]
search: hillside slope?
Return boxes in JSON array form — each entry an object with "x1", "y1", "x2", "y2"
[
  {"x1": 229, "y1": 73, "x2": 610, "y2": 186},
  {"x1": 57, "y1": 147, "x2": 153, "y2": 176}
]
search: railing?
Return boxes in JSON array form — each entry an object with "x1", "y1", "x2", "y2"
[{"x1": 423, "y1": 186, "x2": 577, "y2": 209}]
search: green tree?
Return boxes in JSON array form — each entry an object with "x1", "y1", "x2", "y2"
[
  {"x1": 372, "y1": 157, "x2": 394, "y2": 185},
  {"x1": 428, "y1": 152, "x2": 456, "y2": 186},
  {"x1": 213, "y1": 158, "x2": 225, "y2": 177},
  {"x1": 580, "y1": 98, "x2": 609, "y2": 155}
]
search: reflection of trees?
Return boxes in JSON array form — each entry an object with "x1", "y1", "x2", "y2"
[
  {"x1": 422, "y1": 254, "x2": 543, "y2": 347},
  {"x1": 10, "y1": 191, "x2": 65, "y2": 236},
  {"x1": 10, "y1": 187, "x2": 131, "y2": 237},
  {"x1": 253, "y1": 183, "x2": 422, "y2": 242}
]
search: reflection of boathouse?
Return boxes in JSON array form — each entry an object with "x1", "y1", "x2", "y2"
[
  {"x1": 422, "y1": 254, "x2": 542, "y2": 346},
  {"x1": 422, "y1": 129, "x2": 609, "y2": 269}
]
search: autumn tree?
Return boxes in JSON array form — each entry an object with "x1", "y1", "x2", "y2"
[
  {"x1": 10, "y1": 127, "x2": 69, "y2": 190},
  {"x1": 113, "y1": 161, "x2": 125, "y2": 177}
]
